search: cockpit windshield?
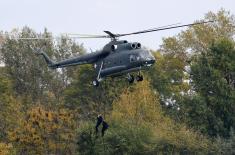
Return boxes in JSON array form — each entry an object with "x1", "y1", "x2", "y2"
[{"x1": 140, "y1": 51, "x2": 154, "y2": 59}]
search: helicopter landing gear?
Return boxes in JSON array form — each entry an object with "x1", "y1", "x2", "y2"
[
  {"x1": 127, "y1": 74, "x2": 135, "y2": 84},
  {"x1": 136, "y1": 71, "x2": 143, "y2": 82},
  {"x1": 92, "y1": 61, "x2": 103, "y2": 87},
  {"x1": 136, "y1": 75, "x2": 143, "y2": 82},
  {"x1": 92, "y1": 79, "x2": 99, "y2": 87}
]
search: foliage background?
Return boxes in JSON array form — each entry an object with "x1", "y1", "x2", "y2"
[{"x1": 0, "y1": 9, "x2": 234, "y2": 154}]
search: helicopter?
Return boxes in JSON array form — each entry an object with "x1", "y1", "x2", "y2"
[{"x1": 7, "y1": 21, "x2": 213, "y2": 86}]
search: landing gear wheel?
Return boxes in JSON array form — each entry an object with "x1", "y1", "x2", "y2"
[
  {"x1": 128, "y1": 75, "x2": 135, "y2": 84},
  {"x1": 136, "y1": 75, "x2": 143, "y2": 82},
  {"x1": 92, "y1": 79, "x2": 99, "y2": 87}
]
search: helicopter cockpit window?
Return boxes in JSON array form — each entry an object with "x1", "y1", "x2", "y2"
[
  {"x1": 130, "y1": 55, "x2": 140, "y2": 62},
  {"x1": 111, "y1": 45, "x2": 117, "y2": 51}
]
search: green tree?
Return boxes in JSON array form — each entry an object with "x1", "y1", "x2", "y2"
[
  {"x1": 0, "y1": 27, "x2": 85, "y2": 104},
  {"x1": 148, "y1": 9, "x2": 235, "y2": 139},
  {"x1": 63, "y1": 64, "x2": 128, "y2": 120},
  {"x1": 187, "y1": 38, "x2": 235, "y2": 137},
  {"x1": 217, "y1": 129, "x2": 235, "y2": 155},
  {"x1": 1, "y1": 27, "x2": 56, "y2": 102},
  {"x1": 147, "y1": 51, "x2": 190, "y2": 116}
]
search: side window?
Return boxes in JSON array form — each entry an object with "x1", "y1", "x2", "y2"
[
  {"x1": 130, "y1": 55, "x2": 140, "y2": 62},
  {"x1": 130, "y1": 55, "x2": 136, "y2": 62},
  {"x1": 103, "y1": 60, "x2": 111, "y2": 68}
]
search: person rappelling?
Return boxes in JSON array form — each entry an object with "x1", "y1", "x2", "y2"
[{"x1": 95, "y1": 114, "x2": 109, "y2": 137}]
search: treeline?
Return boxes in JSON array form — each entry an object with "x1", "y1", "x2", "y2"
[{"x1": 0, "y1": 10, "x2": 234, "y2": 154}]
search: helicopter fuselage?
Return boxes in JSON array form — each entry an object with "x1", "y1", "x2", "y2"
[
  {"x1": 95, "y1": 47, "x2": 155, "y2": 78},
  {"x1": 38, "y1": 40, "x2": 155, "y2": 86}
]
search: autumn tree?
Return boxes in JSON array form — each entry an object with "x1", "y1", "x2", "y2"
[
  {"x1": 0, "y1": 142, "x2": 14, "y2": 155},
  {"x1": 8, "y1": 105, "x2": 77, "y2": 155},
  {"x1": 0, "y1": 68, "x2": 23, "y2": 142},
  {"x1": 77, "y1": 81, "x2": 216, "y2": 154}
]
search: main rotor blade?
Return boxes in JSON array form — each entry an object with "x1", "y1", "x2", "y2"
[
  {"x1": 67, "y1": 23, "x2": 182, "y2": 39},
  {"x1": 116, "y1": 21, "x2": 214, "y2": 37},
  {"x1": 0, "y1": 35, "x2": 108, "y2": 40},
  {"x1": 13, "y1": 37, "x2": 52, "y2": 40},
  {"x1": 69, "y1": 36, "x2": 109, "y2": 39},
  {"x1": 0, "y1": 21, "x2": 214, "y2": 41},
  {"x1": 137, "y1": 22, "x2": 181, "y2": 32},
  {"x1": 66, "y1": 33, "x2": 107, "y2": 37},
  {"x1": 0, "y1": 34, "x2": 56, "y2": 40}
]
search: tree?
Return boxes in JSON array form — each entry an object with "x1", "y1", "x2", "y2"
[
  {"x1": 149, "y1": 10, "x2": 235, "y2": 139},
  {"x1": 187, "y1": 38, "x2": 235, "y2": 137},
  {"x1": 0, "y1": 27, "x2": 55, "y2": 101},
  {"x1": 147, "y1": 51, "x2": 190, "y2": 116},
  {"x1": 217, "y1": 129, "x2": 235, "y2": 155},
  {"x1": 0, "y1": 142, "x2": 15, "y2": 155},
  {"x1": 0, "y1": 68, "x2": 23, "y2": 141},
  {"x1": 63, "y1": 64, "x2": 128, "y2": 120},
  {"x1": 0, "y1": 27, "x2": 85, "y2": 104},
  {"x1": 8, "y1": 105, "x2": 77, "y2": 155},
  {"x1": 77, "y1": 81, "x2": 216, "y2": 154}
]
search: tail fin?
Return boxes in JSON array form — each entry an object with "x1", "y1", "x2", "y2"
[
  {"x1": 38, "y1": 51, "x2": 54, "y2": 65},
  {"x1": 30, "y1": 46, "x2": 56, "y2": 68},
  {"x1": 34, "y1": 50, "x2": 56, "y2": 68}
]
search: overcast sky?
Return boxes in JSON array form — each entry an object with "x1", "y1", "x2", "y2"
[{"x1": 0, "y1": 0, "x2": 234, "y2": 50}]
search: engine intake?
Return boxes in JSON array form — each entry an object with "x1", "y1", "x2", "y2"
[
  {"x1": 130, "y1": 43, "x2": 136, "y2": 49},
  {"x1": 115, "y1": 42, "x2": 141, "y2": 51},
  {"x1": 136, "y1": 43, "x2": 141, "y2": 49}
]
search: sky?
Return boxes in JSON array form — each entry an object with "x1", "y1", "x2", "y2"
[{"x1": 0, "y1": 0, "x2": 235, "y2": 51}]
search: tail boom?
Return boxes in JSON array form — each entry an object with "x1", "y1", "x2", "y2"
[{"x1": 38, "y1": 50, "x2": 110, "y2": 69}]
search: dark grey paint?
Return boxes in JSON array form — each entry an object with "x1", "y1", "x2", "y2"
[{"x1": 38, "y1": 40, "x2": 155, "y2": 83}]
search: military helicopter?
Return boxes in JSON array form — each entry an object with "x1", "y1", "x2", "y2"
[{"x1": 8, "y1": 21, "x2": 213, "y2": 86}]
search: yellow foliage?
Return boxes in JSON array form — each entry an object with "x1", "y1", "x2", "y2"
[
  {"x1": 0, "y1": 142, "x2": 14, "y2": 155},
  {"x1": 8, "y1": 105, "x2": 77, "y2": 154}
]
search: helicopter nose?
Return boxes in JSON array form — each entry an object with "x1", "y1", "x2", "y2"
[
  {"x1": 149, "y1": 59, "x2": 155, "y2": 64},
  {"x1": 148, "y1": 56, "x2": 155, "y2": 63},
  {"x1": 144, "y1": 57, "x2": 155, "y2": 66},
  {"x1": 146, "y1": 51, "x2": 155, "y2": 64}
]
